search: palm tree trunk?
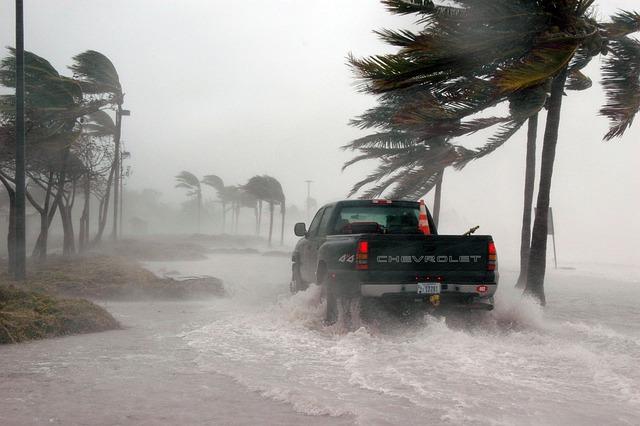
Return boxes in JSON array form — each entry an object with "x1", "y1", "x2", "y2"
[
  {"x1": 197, "y1": 191, "x2": 202, "y2": 233},
  {"x1": 516, "y1": 114, "x2": 538, "y2": 289},
  {"x1": 525, "y1": 69, "x2": 569, "y2": 305},
  {"x1": 59, "y1": 203, "x2": 75, "y2": 257},
  {"x1": 280, "y1": 202, "x2": 286, "y2": 246},
  {"x1": 257, "y1": 200, "x2": 263, "y2": 236},
  {"x1": 432, "y1": 169, "x2": 444, "y2": 227},
  {"x1": 222, "y1": 202, "x2": 227, "y2": 234},
  {"x1": 268, "y1": 201, "x2": 274, "y2": 247},
  {"x1": 1, "y1": 175, "x2": 16, "y2": 275},
  {"x1": 79, "y1": 176, "x2": 90, "y2": 252},
  {"x1": 235, "y1": 202, "x2": 240, "y2": 234},
  {"x1": 254, "y1": 206, "x2": 259, "y2": 235},
  {"x1": 30, "y1": 171, "x2": 54, "y2": 262},
  {"x1": 94, "y1": 160, "x2": 115, "y2": 245}
]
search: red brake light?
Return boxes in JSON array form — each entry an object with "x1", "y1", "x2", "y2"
[
  {"x1": 487, "y1": 241, "x2": 497, "y2": 271},
  {"x1": 356, "y1": 240, "x2": 369, "y2": 270},
  {"x1": 476, "y1": 285, "x2": 488, "y2": 293},
  {"x1": 372, "y1": 199, "x2": 392, "y2": 204}
]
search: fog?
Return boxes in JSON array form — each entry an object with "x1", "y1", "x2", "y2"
[
  {"x1": 2, "y1": 2, "x2": 640, "y2": 425},
  {"x1": 1, "y1": 0, "x2": 638, "y2": 266}
]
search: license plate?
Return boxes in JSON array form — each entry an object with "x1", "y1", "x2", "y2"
[{"x1": 417, "y1": 283, "x2": 440, "y2": 294}]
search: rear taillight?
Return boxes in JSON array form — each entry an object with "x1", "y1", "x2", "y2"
[
  {"x1": 356, "y1": 240, "x2": 369, "y2": 270},
  {"x1": 476, "y1": 285, "x2": 489, "y2": 294},
  {"x1": 372, "y1": 199, "x2": 392, "y2": 204},
  {"x1": 487, "y1": 241, "x2": 497, "y2": 271}
]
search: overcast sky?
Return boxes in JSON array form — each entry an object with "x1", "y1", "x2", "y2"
[{"x1": 1, "y1": 0, "x2": 638, "y2": 266}]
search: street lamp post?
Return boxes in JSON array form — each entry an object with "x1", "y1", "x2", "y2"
[
  {"x1": 14, "y1": 0, "x2": 26, "y2": 280},
  {"x1": 119, "y1": 151, "x2": 131, "y2": 238},
  {"x1": 305, "y1": 180, "x2": 313, "y2": 221}
]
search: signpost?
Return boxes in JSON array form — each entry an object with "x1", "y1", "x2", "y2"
[{"x1": 548, "y1": 207, "x2": 557, "y2": 269}]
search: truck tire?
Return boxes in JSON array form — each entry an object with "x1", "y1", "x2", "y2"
[
  {"x1": 290, "y1": 264, "x2": 307, "y2": 294},
  {"x1": 322, "y1": 273, "x2": 338, "y2": 325}
]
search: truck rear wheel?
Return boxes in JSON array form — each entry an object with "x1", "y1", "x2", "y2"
[{"x1": 324, "y1": 277, "x2": 338, "y2": 325}]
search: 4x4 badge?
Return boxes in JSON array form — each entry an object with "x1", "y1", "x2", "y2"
[{"x1": 338, "y1": 254, "x2": 355, "y2": 263}]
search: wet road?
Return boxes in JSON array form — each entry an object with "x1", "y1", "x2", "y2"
[{"x1": 1, "y1": 253, "x2": 639, "y2": 425}]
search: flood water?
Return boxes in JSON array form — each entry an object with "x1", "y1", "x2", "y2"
[{"x1": 2, "y1": 253, "x2": 639, "y2": 425}]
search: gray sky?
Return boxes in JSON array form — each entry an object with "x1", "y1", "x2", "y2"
[{"x1": 1, "y1": 0, "x2": 638, "y2": 266}]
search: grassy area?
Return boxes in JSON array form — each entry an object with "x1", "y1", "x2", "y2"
[
  {"x1": 0, "y1": 255, "x2": 225, "y2": 300},
  {"x1": 0, "y1": 254, "x2": 225, "y2": 344},
  {"x1": 0, "y1": 285, "x2": 119, "y2": 344}
]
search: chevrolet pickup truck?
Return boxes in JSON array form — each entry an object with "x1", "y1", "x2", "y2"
[{"x1": 291, "y1": 199, "x2": 498, "y2": 323}]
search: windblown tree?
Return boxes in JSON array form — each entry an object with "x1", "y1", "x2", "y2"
[
  {"x1": 75, "y1": 129, "x2": 114, "y2": 252},
  {"x1": 82, "y1": 110, "x2": 117, "y2": 246},
  {"x1": 201, "y1": 174, "x2": 226, "y2": 231},
  {"x1": 0, "y1": 49, "x2": 106, "y2": 263},
  {"x1": 69, "y1": 50, "x2": 125, "y2": 241},
  {"x1": 175, "y1": 171, "x2": 203, "y2": 232},
  {"x1": 349, "y1": 0, "x2": 640, "y2": 304},
  {"x1": 244, "y1": 175, "x2": 286, "y2": 246},
  {"x1": 244, "y1": 175, "x2": 271, "y2": 236},
  {"x1": 0, "y1": 48, "x2": 126, "y2": 268}
]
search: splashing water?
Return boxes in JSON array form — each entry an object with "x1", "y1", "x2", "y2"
[{"x1": 146, "y1": 255, "x2": 640, "y2": 425}]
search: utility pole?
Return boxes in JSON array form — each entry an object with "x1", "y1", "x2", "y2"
[
  {"x1": 305, "y1": 180, "x2": 313, "y2": 221},
  {"x1": 111, "y1": 108, "x2": 129, "y2": 240},
  {"x1": 111, "y1": 107, "x2": 122, "y2": 240},
  {"x1": 119, "y1": 150, "x2": 124, "y2": 238},
  {"x1": 14, "y1": 0, "x2": 26, "y2": 280}
]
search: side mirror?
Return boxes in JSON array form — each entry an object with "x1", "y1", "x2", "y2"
[{"x1": 294, "y1": 222, "x2": 307, "y2": 237}]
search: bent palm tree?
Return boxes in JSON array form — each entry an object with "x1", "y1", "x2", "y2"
[
  {"x1": 201, "y1": 174, "x2": 226, "y2": 231},
  {"x1": 175, "y1": 171, "x2": 202, "y2": 232},
  {"x1": 70, "y1": 50, "x2": 124, "y2": 240},
  {"x1": 244, "y1": 175, "x2": 286, "y2": 246},
  {"x1": 349, "y1": 0, "x2": 640, "y2": 304}
]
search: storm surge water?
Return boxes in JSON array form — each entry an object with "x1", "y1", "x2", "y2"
[{"x1": 147, "y1": 254, "x2": 640, "y2": 426}]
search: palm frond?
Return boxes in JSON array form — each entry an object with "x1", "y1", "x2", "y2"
[
  {"x1": 566, "y1": 69, "x2": 592, "y2": 90},
  {"x1": 69, "y1": 50, "x2": 122, "y2": 98},
  {"x1": 604, "y1": 10, "x2": 640, "y2": 39},
  {"x1": 493, "y1": 41, "x2": 579, "y2": 94},
  {"x1": 454, "y1": 119, "x2": 527, "y2": 169},
  {"x1": 600, "y1": 36, "x2": 640, "y2": 140},
  {"x1": 175, "y1": 171, "x2": 200, "y2": 188},
  {"x1": 201, "y1": 174, "x2": 225, "y2": 191},
  {"x1": 381, "y1": 0, "x2": 435, "y2": 16},
  {"x1": 83, "y1": 110, "x2": 116, "y2": 137}
]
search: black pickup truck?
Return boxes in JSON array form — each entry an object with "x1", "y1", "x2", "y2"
[{"x1": 291, "y1": 199, "x2": 498, "y2": 323}]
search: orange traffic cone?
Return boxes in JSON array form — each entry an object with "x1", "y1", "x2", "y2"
[{"x1": 419, "y1": 200, "x2": 431, "y2": 235}]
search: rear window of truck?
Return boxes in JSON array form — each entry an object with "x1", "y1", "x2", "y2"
[{"x1": 333, "y1": 205, "x2": 422, "y2": 235}]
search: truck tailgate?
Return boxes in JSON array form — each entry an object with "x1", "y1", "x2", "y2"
[{"x1": 366, "y1": 234, "x2": 492, "y2": 273}]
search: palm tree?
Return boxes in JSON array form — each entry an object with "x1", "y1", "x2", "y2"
[
  {"x1": 349, "y1": 0, "x2": 640, "y2": 304},
  {"x1": 69, "y1": 50, "x2": 124, "y2": 241},
  {"x1": 83, "y1": 110, "x2": 117, "y2": 245},
  {"x1": 244, "y1": 175, "x2": 286, "y2": 246},
  {"x1": 175, "y1": 171, "x2": 202, "y2": 232},
  {"x1": 0, "y1": 48, "x2": 93, "y2": 263},
  {"x1": 201, "y1": 174, "x2": 226, "y2": 231}
]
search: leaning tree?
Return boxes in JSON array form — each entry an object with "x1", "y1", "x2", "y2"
[
  {"x1": 349, "y1": 0, "x2": 640, "y2": 303},
  {"x1": 175, "y1": 171, "x2": 203, "y2": 232}
]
